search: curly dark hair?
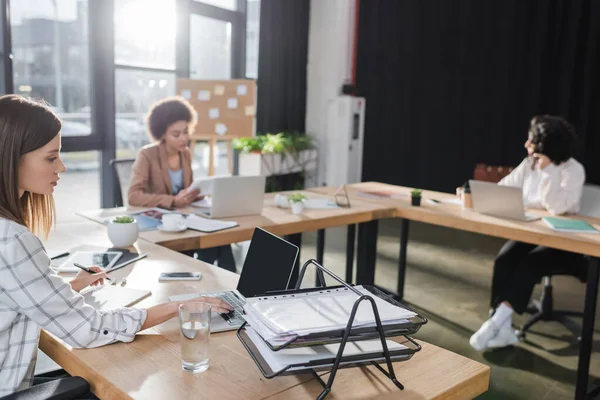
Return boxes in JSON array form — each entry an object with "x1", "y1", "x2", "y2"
[
  {"x1": 528, "y1": 115, "x2": 577, "y2": 165},
  {"x1": 144, "y1": 96, "x2": 197, "y2": 141}
]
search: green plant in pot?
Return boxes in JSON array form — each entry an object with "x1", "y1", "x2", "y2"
[
  {"x1": 107, "y1": 216, "x2": 139, "y2": 247},
  {"x1": 410, "y1": 189, "x2": 422, "y2": 206},
  {"x1": 287, "y1": 193, "x2": 308, "y2": 215}
]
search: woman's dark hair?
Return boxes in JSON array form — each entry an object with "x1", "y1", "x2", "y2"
[
  {"x1": 0, "y1": 95, "x2": 61, "y2": 237},
  {"x1": 144, "y1": 96, "x2": 197, "y2": 141},
  {"x1": 528, "y1": 115, "x2": 577, "y2": 164}
]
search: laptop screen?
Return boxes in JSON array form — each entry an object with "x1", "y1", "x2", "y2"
[{"x1": 236, "y1": 228, "x2": 299, "y2": 298}]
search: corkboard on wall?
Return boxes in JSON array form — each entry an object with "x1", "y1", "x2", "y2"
[{"x1": 176, "y1": 79, "x2": 256, "y2": 140}]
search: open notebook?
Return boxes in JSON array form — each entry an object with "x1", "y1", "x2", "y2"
[{"x1": 80, "y1": 285, "x2": 151, "y2": 311}]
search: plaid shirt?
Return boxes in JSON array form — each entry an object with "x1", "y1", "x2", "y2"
[{"x1": 0, "y1": 219, "x2": 147, "y2": 395}]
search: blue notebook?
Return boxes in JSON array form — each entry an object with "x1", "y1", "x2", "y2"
[{"x1": 542, "y1": 217, "x2": 599, "y2": 234}]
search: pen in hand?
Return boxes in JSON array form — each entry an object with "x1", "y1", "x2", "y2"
[{"x1": 73, "y1": 262, "x2": 112, "y2": 281}]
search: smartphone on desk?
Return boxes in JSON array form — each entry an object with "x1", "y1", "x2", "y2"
[{"x1": 159, "y1": 272, "x2": 201, "y2": 281}]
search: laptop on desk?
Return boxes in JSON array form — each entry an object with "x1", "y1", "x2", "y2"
[
  {"x1": 169, "y1": 227, "x2": 299, "y2": 332},
  {"x1": 193, "y1": 175, "x2": 266, "y2": 219},
  {"x1": 469, "y1": 180, "x2": 540, "y2": 222}
]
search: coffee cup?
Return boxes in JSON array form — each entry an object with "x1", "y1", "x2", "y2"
[{"x1": 162, "y1": 213, "x2": 183, "y2": 230}]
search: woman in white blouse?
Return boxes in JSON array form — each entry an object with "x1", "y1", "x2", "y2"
[
  {"x1": 470, "y1": 115, "x2": 587, "y2": 351},
  {"x1": 0, "y1": 95, "x2": 233, "y2": 396}
]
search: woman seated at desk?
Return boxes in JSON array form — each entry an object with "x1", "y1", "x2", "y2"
[
  {"x1": 128, "y1": 96, "x2": 236, "y2": 272},
  {"x1": 0, "y1": 95, "x2": 232, "y2": 395},
  {"x1": 469, "y1": 115, "x2": 587, "y2": 351}
]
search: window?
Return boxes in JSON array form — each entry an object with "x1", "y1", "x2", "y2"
[
  {"x1": 115, "y1": 68, "x2": 176, "y2": 156},
  {"x1": 54, "y1": 151, "x2": 100, "y2": 222},
  {"x1": 189, "y1": 14, "x2": 232, "y2": 79},
  {"x1": 114, "y1": 0, "x2": 176, "y2": 70},
  {"x1": 246, "y1": 0, "x2": 260, "y2": 78},
  {"x1": 193, "y1": 0, "x2": 237, "y2": 11},
  {"x1": 10, "y1": 0, "x2": 91, "y2": 136}
]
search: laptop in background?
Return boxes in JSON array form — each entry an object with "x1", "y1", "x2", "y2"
[
  {"x1": 169, "y1": 227, "x2": 299, "y2": 332},
  {"x1": 469, "y1": 180, "x2": 539, "y2": 222},
  {"x1": 193, "y1": 175, "x2": 266, "y2": 219}
]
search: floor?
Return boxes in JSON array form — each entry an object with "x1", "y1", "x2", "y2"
[
  {"x1": 297, "y1": 221, "x2": 600, "y2": 400},
  {"x1": 50, "y1": 169, "x2": 600, "y2": 399}
]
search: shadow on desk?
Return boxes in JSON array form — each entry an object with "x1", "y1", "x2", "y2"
[{"x1": 483, "y1": 346, "x2": 600, "y2": 386}]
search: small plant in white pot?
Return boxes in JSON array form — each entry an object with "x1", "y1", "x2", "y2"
[
  {"x1": 107, "y1": 216, "x2": 139, "y2": 247},
  {"x1": 287, "y1": 193, "x2": 308, "y2": 215}
]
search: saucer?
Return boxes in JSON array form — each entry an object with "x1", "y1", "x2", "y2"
[{"x1": 157, "y1": 223, "x2": 187, "y2": 233}]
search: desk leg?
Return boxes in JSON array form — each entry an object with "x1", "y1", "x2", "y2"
[
  {"x1": 285, "y1": 233, "x2": 302, "y2": 288},
  {"x1": 397, "y1": 219, "x2": 410, "y2": 301},
  {"x1": 346, "y1": 225, "x2": 356, "y2": 284},
  {"x1": 316, "y1": 229, "x2": 326, "y2": 286},
  {"x1": 576, "y1": 257, "x2": 599, "y2": 400},
  {"x1": 356, "y1": 220, "x2": 378, "y2": 285}
]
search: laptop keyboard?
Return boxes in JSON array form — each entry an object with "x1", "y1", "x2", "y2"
[{"x1": 216, "y1": 292, "x2": 246, "y2": 325}]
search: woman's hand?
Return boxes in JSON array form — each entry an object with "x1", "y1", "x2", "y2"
[
  {"x1": 533, "y1": 153, "x2": 551, "y2": 169},
  {"x1": 176, "y1": 296, "x2": 233, "y2": 314},
  {"x1": 173, "y1": 188, "x2": 201, "y2": 208},
  {"x1": 70, "y1": 266, "x2": 108, "y2": 293}
]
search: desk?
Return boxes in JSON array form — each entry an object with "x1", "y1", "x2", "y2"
[
  {"x1": 40, "y1": 221, "x2": 490, "y2": 399},
  {"x1": 310, "y1": 182, "x2": 600, "y2": 400},
  {"x1": 78, "y1": 190, "x2": 395, "y2": 285}
]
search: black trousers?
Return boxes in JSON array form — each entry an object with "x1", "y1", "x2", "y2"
[
  {"x1": 33, "y1": 370, "x2": 98, "y2": 399},
  {"x1": 182, "y1": 245, "x2": 237, "y2": 272},
  {"x1": 491, "y1": 240, "x2": 587, "y2": 314}
]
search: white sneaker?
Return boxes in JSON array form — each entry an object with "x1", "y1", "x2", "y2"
[
  {"x1": 486, "y1": 322, "x2": 519, "y2": 349},
  {"x1": 470, "y1": 318, "x2": 501, "y2": 351}
]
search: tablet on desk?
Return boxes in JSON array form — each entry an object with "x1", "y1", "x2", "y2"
[{"x1": 55, "y1": 251, "x2": 123, "y2": 273}]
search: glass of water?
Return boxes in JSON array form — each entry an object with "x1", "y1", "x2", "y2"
[{"x1": 178, "y1": 302, "x2": 211, "y2": 372}]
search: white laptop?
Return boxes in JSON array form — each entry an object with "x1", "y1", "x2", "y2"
[
  {"x1": 469, "y1": 180, "x2": 540, "y2": 222},
  {"x1": 192, "y1": 175, "x2": 266, "y2": 219},
  {"x1": 169, "y1": 228, "x2": 299, "y2": 332}
]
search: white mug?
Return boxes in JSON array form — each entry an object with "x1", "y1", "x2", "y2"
[{"x1": 162, "y1": 213, "x2": 183, "y2": 230}]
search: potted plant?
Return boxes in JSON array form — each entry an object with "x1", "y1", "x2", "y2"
[
  {"x1": 410, "y1": 189, "x2": 422, "y2": 206},
  {"x1": 107, "y1": 216, "x2": 139, "y2": 247},
  {"x1": 287, "y1": 193, "x2": 308, "y2": 215}
]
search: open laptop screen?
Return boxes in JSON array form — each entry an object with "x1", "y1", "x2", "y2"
[{"x1": 236, "y1": 228, "x2": 299, "y2": 298}]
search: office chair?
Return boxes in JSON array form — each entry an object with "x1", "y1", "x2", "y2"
[
  {"x1": 515, "y1": 184, "x2": 600, "y2": 340},
  {"x1": 109, "y1": 158, "x2": 135, "y2": 207},
  {"x1": 0, "y1": 376, "x2": 90, "y2": 400}
]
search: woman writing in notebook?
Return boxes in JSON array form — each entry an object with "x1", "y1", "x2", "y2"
[
  {"x1": 0, "y1": 95, "x2": 232, "y2": 395},
  {"x1": 469, "y1": 115, "x2": 587, "y2": 351},
  {"x1": 128, "y1": 97, "x2": 236, "y2": 271}
]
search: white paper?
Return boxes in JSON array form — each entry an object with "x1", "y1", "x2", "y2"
[
  {"x1": 215, "y1": 123, "x2": 228, "y2": 136},
  {"x1": 214, "y1": 85, "x2": 225, "y2": 95},
  {"x1": 237, "y1": 84, "x2": 248, "y2": 96},
  {"x1": 227, "y1": 98, "x2": 238, "y2": 109},
  {"x1": 209, "y1": 108, "x2": 220, "y2": 119},
  {"x1": 180, "y1": 89, "x2": 191, "y2": 100},
  {"x1": 188, "y1": 177, "x2": 215, "y2": 195},
  {"x1": 184, "y1": 214, "x2": 237, "y2": 233},
  {"x1": 442, "y1": 198, "x2": 463, "y2": 206},
  {"x1": 198, "y1": 90, "x2": 211, "y2": 101},
  {"x1": 244, "y1": 105, "x2": 255, "y2": 117}
]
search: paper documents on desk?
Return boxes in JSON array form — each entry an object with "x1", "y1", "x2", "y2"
[
  {"x1": 243, "y1": 286, "x2": 416, "y2": 344},
  {"x1": 184, "y1": 213, "x2": 238, "y2": 232},
  {"x1": 188, "y1": 177, "x2": 216, "y2": 196},
  {"x1": 81, "y1": 285, "x2": 151, "y2": 311},
  {"x1": 244, "y1": 325, "x2": 408, "y2": 372}
]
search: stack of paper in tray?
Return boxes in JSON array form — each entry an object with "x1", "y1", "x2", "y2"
[{"x1": 243, "y1": 285, "x2": 417, "y2": 347}]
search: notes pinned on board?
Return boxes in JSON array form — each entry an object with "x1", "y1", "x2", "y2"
[
  {"x1": 237, "y1": 84, "x2": 248, "y2": 96},
  {"x1": 244, "y1": 105, "x2": 256, "y2": 117},
  {"x1": 180, "y1": 89, "x2": 191, "y2": 100},
  {"x1": 215, "y1": 123, "x2": 228, "y2": 136},
  {"x1": 227, "y1": 98, "x2": 239, "y2": 109},
  {"x1": 209, "y1": 108, "x2": 220, "y2": 119},
  {"x1": 214, "y1": 85, "x2": 225, "y2": 95},
  {"x1": 198, "y1": 90, "x2": 211, "y2": 101}
]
